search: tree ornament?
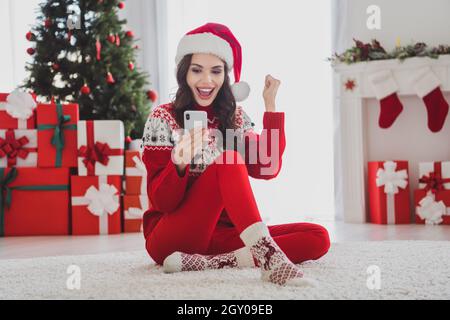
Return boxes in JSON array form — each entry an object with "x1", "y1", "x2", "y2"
[
  {"x1": 96, "y1": 37, "x2": 102, "y2": 61},
  {"x1": 146, "y1": 90, "x2": 158, "y2": 103},
  {"x1": 52, "y1": 63, "x2": 60, "y2": 71},
  {"x1": 107, "y1": 34, "x2": 115, "y2": 43},
  {"x1": 106, "y1": 72, "x2": 115, "y2": 84},
  {"x1": 118, "y1": 2, "x2": 125, "y2": 9},
  {"x1": 81, "y1": 84, "x2": 91, "y2": 95},
  {"x1": 27, "y1": 48, "x2": 36, "y2": 55},
  {"x1": 126, "y1": 31, "x2": 134, "y2": 38},
  {"x1": 44, "y1": 18, "x2": 52, "y2": 28},
  {"x1": 115, "y1": 34, "x2": 120, "y2": 46},
  {"x1": 26, "y1": 32, "x2": 34, "y2": 41},
  {"x1": 128, "y1": 61, "x2": 135, "y2": 71}
]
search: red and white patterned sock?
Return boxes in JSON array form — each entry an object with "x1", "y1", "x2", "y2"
[
  {"x1": 163, "y1": 247, "x2": 255, "y2": 273},
  {"x1": 240, "y1": 222, "x2": 313, "y2": 287}
]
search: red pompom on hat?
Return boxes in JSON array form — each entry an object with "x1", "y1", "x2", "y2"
[{"x1": 175, "y1": 22, "x2": 250, "y2": 102}]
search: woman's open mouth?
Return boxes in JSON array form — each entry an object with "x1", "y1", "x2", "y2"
[{"x1": 196, "y1": 87, "x2": 215, "y2": 100}]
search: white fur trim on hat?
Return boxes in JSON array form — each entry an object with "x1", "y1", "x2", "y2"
[
  {"x1": 231, "y1": 81, "x2": 250, "y2": 102},
  {"x1": 175, "y1": 33, "x2": 234, "y2": 69}
]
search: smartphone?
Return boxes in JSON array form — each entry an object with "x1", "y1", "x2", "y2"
[{"x1": 184, "y1": 110, "x2": 208, "y2": 132}]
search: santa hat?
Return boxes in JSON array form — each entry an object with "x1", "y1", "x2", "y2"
[{"x1": 175, "y1": 22, "x2": 250, "y2": 102}]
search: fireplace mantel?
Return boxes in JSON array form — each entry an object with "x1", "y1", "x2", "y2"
[{"x1": 333, "y1": 56, "x2": 450, "y2": 223}]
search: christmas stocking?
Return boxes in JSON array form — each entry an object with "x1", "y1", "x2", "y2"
[
  {"x1": 163, "y1": 247, "x2": 256, "y2": 273},
  {"x1": 412, "y1": 67, "x2": 449, "y2": 133},
  {"x1": 239, "y1": 222, "x2": 314, "y2": 287},
  {"x1": 369, "y1": 70, "x2": 404, "y2": 129}
]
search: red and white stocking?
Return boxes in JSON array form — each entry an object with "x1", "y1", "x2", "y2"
[
  {"x1": 163, "y1": 247, "x2": 255, "y2": 273},
  {"x1": 369, "y1": 70, "x2": 404, "y2": 129},
  {"x1": 240, "y1": 222, "x2": 314, "y2": 287},
  {"x1": 412, "y1": 67, "x2": 449, "y2": 133}
]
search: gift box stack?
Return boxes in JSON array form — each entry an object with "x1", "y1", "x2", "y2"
[
  {"x1": 122, "y1": 149, "x2": 149, "y2": 233},
  {"x1": 368, "y1": 160, "x2": 450, "y2": 225},
  {"x1": 71, "y1": 120, "x2": 124, "y2": 235},
  {"x1": 1, "y1": 90, "x2": 148, "y2": 237},
  {"x1": 1, "y1": 91, "x2": 71, "y2": 236}
]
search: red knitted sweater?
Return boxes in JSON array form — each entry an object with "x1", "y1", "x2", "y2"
[{"x1": 141, "y1": 102, "x2": 286, "y2": 238}]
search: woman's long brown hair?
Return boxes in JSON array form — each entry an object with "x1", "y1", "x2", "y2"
[{"x1": 172, "y1": 54, "x2": 239, "y2": 149}]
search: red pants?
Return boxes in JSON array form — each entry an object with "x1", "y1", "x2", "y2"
[{"x1": 146, "y1": 150, "x2": 330, "y2": 265}]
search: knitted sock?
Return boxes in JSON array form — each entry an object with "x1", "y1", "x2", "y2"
[
  {"x1": 422, "y1": 87, "x2": 449, "y2": 132},
  {"x1": 413, "y1": 67, "x2": 449, "y2": 132},
  {"x1": 240, "y1": 222, "x2": 313, "y2": 287},
  {"x1": 163, "y1": 247, "x2": 255, "y2": 273},
  {"x1": 368, "y1": 70, "x2": 403, "y2": 129}
]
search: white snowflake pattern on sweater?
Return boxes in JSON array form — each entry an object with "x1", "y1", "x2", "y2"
[{"x1": 142, "y1": 103, "x2": 254, "y2": 175}]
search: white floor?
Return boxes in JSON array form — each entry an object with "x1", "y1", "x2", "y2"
[{"x1": 1, "y1": 220, "x2": 449, "y2": 260}]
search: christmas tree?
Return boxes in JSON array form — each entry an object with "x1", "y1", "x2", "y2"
[{"x1": 23, "y1": 0, "x2": 155, "y2": 139}]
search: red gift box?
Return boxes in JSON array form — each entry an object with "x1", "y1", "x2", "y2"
[
  {"x1": 415, "y1": 162, "x2": 450, "y2": 225},
  {"x1": 124, "y1": 151, "x2": 146, "y2": 195},
  {"x1": 414, "y1": 190, "x2": 450, "y2": 225},
  {"x1": 0, "y1": 92, "x2": 36, "y2": 129},
  {"x1": 368, "y1": 161, "x2": 411, "y2": 224},
  {"x1": 0, "y1": 167, "x2": 70, "y2": 237},
  {"x1": 71, "y1": 175, "x2": 122, "y2": 235},
  {"x1": 123, "y1": 195, "x2": 150, "y2": 233},
  {"x1": 37, "y1": 102, "x2": 79, "y2": 167}
]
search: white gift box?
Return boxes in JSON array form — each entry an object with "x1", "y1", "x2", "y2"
[
  {"x1": 77, "y1": 120, "x2": 125, "y2": 176},
  {"x1": 419, "y1": 161, "x2": 450, "y2": 190},
  {"x1": 0, "y1": 129, "x2": 37, "y2": 167}
]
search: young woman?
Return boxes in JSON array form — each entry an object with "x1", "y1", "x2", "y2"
[{"x1": 141, "y1": 23, "x2": 330, "y2": 286}]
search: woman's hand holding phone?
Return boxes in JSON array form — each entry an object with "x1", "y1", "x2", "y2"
[{"x1": 174, "y1": 127, "x2": 209, "y2": 176}]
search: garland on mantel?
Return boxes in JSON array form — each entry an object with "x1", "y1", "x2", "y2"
[{"x1": 330, "y1": 39, "x2": 450, "y2": 65}]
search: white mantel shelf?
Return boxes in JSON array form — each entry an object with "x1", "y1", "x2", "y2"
[{"x1": 333, "y1": 55, "x2": 450, "y2": 223}]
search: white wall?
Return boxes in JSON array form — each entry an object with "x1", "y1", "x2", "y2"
[
  {"x1": 338, "y1": 0, "x2": 450, "y2": 50},
  {"x1": 0, "y1": 0, "x2": 41, "y2": 91},
  {"x1": 164, "y1": 0, "x2": 334, "y2": 224}
]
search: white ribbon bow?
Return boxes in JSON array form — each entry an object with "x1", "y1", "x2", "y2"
[
  {"x1": 84, "y1": 183, "x2": 120, "y2": 217},
  {"x1": 417, "y1": 192, "x2": 449, "y2": 225},
  {"x1": 376, "y1": 161, "x2": 408, "y2": 194},
  {"x1": 127, "y1": 207, "x2": 145, "y2": 219},
  {"x1": 132, "y1": 155, "x2": 146, "y2": 174},
  {"x1": 2, "y1": 90, "x2": 37, "y2": 120}
]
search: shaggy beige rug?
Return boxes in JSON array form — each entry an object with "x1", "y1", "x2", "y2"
[{"x1": 0, "y1": 241, "x2": 449, "y2": 299}]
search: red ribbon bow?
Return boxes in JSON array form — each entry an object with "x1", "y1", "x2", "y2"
[
  {"x1": 419, "y1": 172, "x2": 450, "y2": 194},
  {"x1": 0, "y1": 130, "x2": 31, "y2": 167},
  {"x1": 78, "y1": 142, "x2": 122, "y2": 175}
]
